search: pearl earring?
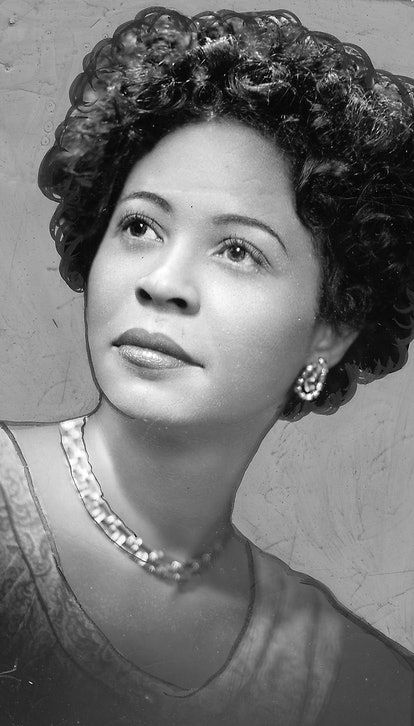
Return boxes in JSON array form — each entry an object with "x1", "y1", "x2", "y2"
[{"x1": 294, "y1": 357, "x2": 328, "y2": 401}]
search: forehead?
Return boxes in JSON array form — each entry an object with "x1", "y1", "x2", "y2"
[{"x1": 120, "y1": 120, "x2": 295, "y2": 216}]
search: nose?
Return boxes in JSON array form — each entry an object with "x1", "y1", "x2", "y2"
[{"x1": 136, "y1": 247, "x2": 200, "y2": 315}]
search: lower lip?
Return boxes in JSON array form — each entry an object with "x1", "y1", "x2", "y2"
[{"x1": 117, "y1": 344, "x2": 189, "y2": 370}]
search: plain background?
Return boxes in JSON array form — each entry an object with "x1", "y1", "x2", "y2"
[{"x1": 0, "y1": 0, "x2": 413, "y2": 652}]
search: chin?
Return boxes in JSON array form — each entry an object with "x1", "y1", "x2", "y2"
[
  {"x1": 91, "y1": 347, "x2": 280, "y2": 431},
  {"x1": 96, "y1": 377, "x2": 204, "y2": 429}
]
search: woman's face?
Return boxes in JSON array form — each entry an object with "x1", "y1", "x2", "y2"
[{"x1": 86, "y1": 121, "x2": 327, "y2": 431}]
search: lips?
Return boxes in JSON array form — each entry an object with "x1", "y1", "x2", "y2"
[{"x1": 113, "y1": 328, "x2": 200, "y2": 366}]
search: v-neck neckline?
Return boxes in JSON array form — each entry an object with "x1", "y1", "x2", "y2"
[{"x1": 5, "y1": 419, "x2": 261, "y2": 699}]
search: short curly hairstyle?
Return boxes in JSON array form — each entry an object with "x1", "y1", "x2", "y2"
[{"x1": 38, "y1": 7, "x2": 414, "y2": 417}]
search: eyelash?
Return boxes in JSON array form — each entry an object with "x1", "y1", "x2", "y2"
[
  {"x1": 119, "y1": 212, "x2": 161, "y2": 242},
  {"x1": 117, "y1": 212, "x2": 268, "y2": 269},
  {"x1": 219, "y1": 237, "x2": 268, "y2": 268}
]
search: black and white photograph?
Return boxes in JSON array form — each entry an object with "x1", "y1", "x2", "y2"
[{"x1": 0, "y1": 2, "x2": 414, "y2": 724}]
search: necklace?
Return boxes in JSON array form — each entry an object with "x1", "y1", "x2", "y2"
[{"x1": 59, "y1": 417, "x2": 229, "y2": 583}]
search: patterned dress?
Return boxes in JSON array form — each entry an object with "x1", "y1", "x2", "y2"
[{"x1": 0, "y1": 423, "x2": 413, "y2": 726}]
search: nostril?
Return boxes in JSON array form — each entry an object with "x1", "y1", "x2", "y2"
[
  {"x1": 136, "y1": 287, "x2": 188, "y2": 310},
  {"x1": 173, "y1": 298, "x2": 187, "y2": 310},
  {"x1": 137, "y1": 288, "x2": 152, "y2": 302}
]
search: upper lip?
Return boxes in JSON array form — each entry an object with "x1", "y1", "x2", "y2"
[{"x1": 113, "y1": 328, "x2": 201, "y2": 366}]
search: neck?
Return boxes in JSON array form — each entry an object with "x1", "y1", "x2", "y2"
[{"x1": 82, "y1": 397, "x2": 276, "y2": 561}]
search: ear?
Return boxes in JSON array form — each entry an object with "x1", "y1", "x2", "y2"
[{"x1": 309, "y1": 320, "x2": 359, "y2": 369}]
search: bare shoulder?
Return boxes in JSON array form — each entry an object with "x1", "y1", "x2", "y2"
[
  {"x1": 0, "y1": 421, "x2": 68, "y2": 509},
  {"x1": 247, "y1": 538, "x2": 338, "y2": 613},
  {"x1": 3, "y1": 420, "x2": 63, "y2": 465},
  {"x1": 0, "y1": 421, "x2": 40, "y2": 474}
]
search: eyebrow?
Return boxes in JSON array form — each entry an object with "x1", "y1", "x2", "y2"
[
  {"x1": 119, "y1": 191, "x2": 172, "y2": 213},
  {"x1": 119, "y1": 192, "x2": 287, "y2": 254},
  {"x1": 213, "y1": 213, "x2": 287, "y2": 254}
]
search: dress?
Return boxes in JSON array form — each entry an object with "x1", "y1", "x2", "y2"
[{"x1": 0, "y1": 421, "x2": 413, "y2": 726}]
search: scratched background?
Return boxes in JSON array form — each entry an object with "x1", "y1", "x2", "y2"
[{"x1": 0, "y1": 0, "x2": 413, "y2": 651}]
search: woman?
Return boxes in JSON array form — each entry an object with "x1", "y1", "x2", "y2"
[{"x1": 1, "y1": 7, "x2": 413, "y2": 725}]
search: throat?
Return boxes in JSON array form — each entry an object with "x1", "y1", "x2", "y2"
[
  {"x1": 80, "y1": 405, "x2": 257, "y2": 562},
  {"x1": 61, "y1": 416, "x2": 233, "y2": 583}
]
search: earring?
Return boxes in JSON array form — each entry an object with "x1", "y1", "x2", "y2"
[{"x1": 294, "y1": 357, "x2": 328, "y2": 401}]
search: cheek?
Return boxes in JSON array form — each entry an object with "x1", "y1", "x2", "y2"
[
  {"x1": 210, "y1": 278, "x2": 318, "y2": 390},
  {"x1": 241, "y1": 316, "x2": 313, "y2": 385},
  {"x1": 86, "y1": 252, "x2": 126, "y2": 330},
  {"x1": 215, "y1": 283, "x2": 317, "y2": 366}
]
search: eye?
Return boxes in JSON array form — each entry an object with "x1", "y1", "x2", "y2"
[
  {"x1": 217, "y1": 238, "x2": 268, "y2": 270},
  {"x1": 119, "y1": 213, "x2": 162, "y2": 244}
]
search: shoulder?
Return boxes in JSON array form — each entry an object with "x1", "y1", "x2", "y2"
[
  {"x1": 0, "y1": 422, "x2": 31, "y2": 504},
  {"x1": 0, "y1": 423, "x2": 62, "y2": 639},
  {"x1": 0, "y1": 419, "x2": 71, "y2": 548},
  {"x1": 0, "y1": 420, "x2": 62, "y2": 544},
  {"x1": 0, "y1": 420, "x2": 64, "y2": 490},
  {"x1": 1, "y1": 419, "x2": 62, "y2": 457},
  {"x1": 319, "y1": 608, "x2": 414, "y2": 725},
  {"x1": 1, "y1": 419, "x2": 58, "y2": 458},
  {"x1": 249, "y1": 542, "x2": 414, "y2": 725},
  {"x1": 0, "y1": 418, "x2": 59, "y2": 510}
]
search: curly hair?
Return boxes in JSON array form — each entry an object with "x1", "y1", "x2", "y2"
[{"x1": 38, "y1": 7, "x2": 414, "y2": 417}]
